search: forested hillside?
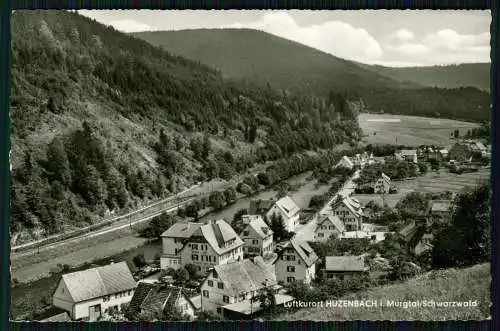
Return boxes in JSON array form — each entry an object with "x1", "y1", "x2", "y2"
[
  {"x1": 134, "y1": 29, "x2": 490, "y2": 122},
  {"x1": 10, "y1": 11, "x2": 361, "y2": 243},
  {"x1": 358, "y1": 63, "x2": 490, "y2": 92}
]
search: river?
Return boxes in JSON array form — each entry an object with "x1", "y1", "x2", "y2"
[{"x1": 11, "y1": 170, "x2": 332, "y2": 319}]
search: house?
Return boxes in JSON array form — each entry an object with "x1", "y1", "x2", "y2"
[
  {"x1": 335, "y1": 155, "x2": 354, "y2": 170},
  {"x1": 160, "y1": 221, "x2": 204, "y2": 270},
  {"x1": 395, "y1": 149, "x2": 418, "y2": 163},
  {"x1": 414, "y1": 234, "x2": 434, "y2": 256},
  {"x1": 313, "y1": 214, "x2": 346, "y2": 242},
  {"x1": 330, "y1": 194, "x2": 364, "y2": 231},
  {"x1": 373, "y1": 173, "x2": 391, "y2": 194},
  {"x1": 126, "y1": 283, "x2": 197, "y2": 320},
  {"x1": 324, "y1": 255, "x2": 369, "y2": 280},
  {"x1": 248, "y1": 199, "x2": 275, "y2": 215},
  {"x1": 426, "y1": 200, "x2": 453, "y2": 225},
  {"x1": 200, "y1": 256, "x2": 278, "y2": 316},
  {"x1": 240, "y1": 215, "x2": 274, "y2": 257},
  {"x1": 52, "y1": 262, "x2": 136, "y2": 321},
  {"x1": 274, "y1": 239, "x2": 318, "y2": 285},
  {"x1": 266, "y1": 196, "x2": 301, "y2": 233},
  {"x1": 179, "y1": 220, "x2": 244, "y2": 274}
]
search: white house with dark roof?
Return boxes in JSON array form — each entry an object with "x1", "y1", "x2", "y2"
[
  {"x1": 266, "y1": 196, "x2": 301, "y2": 233},
  {"x1": 240, "y1": 215, "x2": 274, "y2": 257},
  {"x1": 200, "y1": 256, "x2": 278, "y2": 315},
  {"x1": 52, "y1": 262, "x2": 136, "y2": 321},
  {"x1": 160, "y1": 221, "x2": 204, "y2": 270},
  {"x1": 330, "y1": 194, "x2": 364, "y2": 231},
  {"x1": 179, "y1": 220, "x2": 244, "y2": 274},
  {"x1": 274, "y1": 239, "x2": 318, "y2": 284},
  {"x1": 373, "y1": 173, "x2": 391, "y2": 194},
  {"x1": 324, "y1": 255, "x2": 369, "y2": 280},
  {"x1": 313, "y1": 214, "x2": 345, "y2": 242}
]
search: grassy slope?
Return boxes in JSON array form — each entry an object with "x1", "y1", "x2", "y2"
[
  {"x1": 281, "y1": 263, "x2": 491, "y2": 320},
  {"x1": 357, "y1": 62, "x2": 491, "y2": 92},
  {"x1": 132, "y1": 29, "x2": 421, "y2": 94}
]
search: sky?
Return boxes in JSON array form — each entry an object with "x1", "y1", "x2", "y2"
[{"x1": 78, "y1": 10, "x2": 491, "y2": 67}]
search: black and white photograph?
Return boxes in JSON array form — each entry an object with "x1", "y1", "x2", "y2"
[{"x1": 9, "y1": 9, "x2": 491, "y2": 322}]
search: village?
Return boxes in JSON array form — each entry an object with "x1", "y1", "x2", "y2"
[{"x1": 34, "y1": 137, "x2": 490, "y2": 322}]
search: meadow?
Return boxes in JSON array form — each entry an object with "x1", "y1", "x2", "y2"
[
  {"x1": 358, "y1": 113, "x2": 480, "y2": 146},
  {"x1": 353, "y1": 168, "x2": 489, "y2": 208},
  {"x1": 281, "y1": 263, "x2": 490, "y2": 321}
]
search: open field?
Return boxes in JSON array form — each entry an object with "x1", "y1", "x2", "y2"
[
  {"x1": 353, "y1": 168, "x2": 489, "y2": 208},
  {"x1": 358, "y1": 113, "x2": 480, "y2": 146},
  {"x1": 281, "y1": 263, "x2": 490, "y2": 321}
]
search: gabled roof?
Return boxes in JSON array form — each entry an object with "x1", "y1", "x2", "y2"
[
  {"x1": 429, "y1": 200, "x2": 453, "y2": 213},
  {"x1": 40, "y1": 312, "x2": 72, "y2": 322},
  {"x1": 336, "y1": 155, "x2": 354, "y2": 168},
  {"x1": 274, "y1": 196, "x2": 300, "y2": 218},
  {"x1": 161, "y1": 221, "x2": 203, "y2": 238},
  {"x1": 331, "y1": 195, "x2": 363, "y2": 218},
  {"x1": 191, "y1": 220, "x2": 243, "y2": 255},
  {"x1": 325, "y1": 256, "x2": 367, "y2": 272},
  {"x1": 35, "y1": 307, "x2": 72, "y2": 322},
  {"x1": 244, "y1": 215, "x2": 273, "y2": 239},
  {"x1": 380, "y1": 173, "x2": 391, "y2": 183},
  {"x1": 128, "y1": 283, "x2": 194, "y2": 315},
  {"x1": 211, "y1": 257, "x2": 277, "y2": 296},
  {"x1": 249, "y1": 199, "x2": 275, "y2": 215},
  {"x1": 288, "y1": 239, "x2": 318, "y2": 267},
  {"x1": 60, "y1": 262, "x2": 136, "y2": 303},
  {"x1": 316, "y1": 214, "x2": 346, "y2": 233}
]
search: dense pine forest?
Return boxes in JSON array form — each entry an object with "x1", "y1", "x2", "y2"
[
  {"x1": 134, "y1": 29, "x2": 491, "y2": 122},
  {"x1": 9, "y1": 11, "x2": 361, "y2": 242}
]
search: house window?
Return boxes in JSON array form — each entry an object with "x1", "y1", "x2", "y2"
[
  {"x1": 329, "y1": 226, "x2": 334, "y2": 230},
  {"x1": 208, "y1": 280, "x2": 213, "y2": 287},
  {"x1": 287, "y1": 277, "x2": 295, "y2": 283},
  {"x1": 202, "y1": 290, "x2": 209, "y2": 298},
  {"x1": 218, "y1": 282, "x2": 224, "y2": 289},
  {"x1": 287, "y1": 266, "x2": 295, "y2": 272},
  {"x1": 252, "y1": 240, "x2": 258, "y2": 245},
  {"x1": 243, "y1": 231, "x2": 249, "y2": 236},
  {"x1": 192, "y1": 244, "x2": 198, "y2": 250},
  {"x1": 223, "y1": 295, "x2": 230, "y2": 303},
  {"x1": 287, "y1": 255, "x2": 296, "y2": 261},
  {"x1": 192, "y1": 254, "x2": 199, "y2": 261}
]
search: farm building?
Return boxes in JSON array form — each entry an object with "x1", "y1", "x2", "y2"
[
  {"x1": 126, "y1": 283, "x2": 197, "y2": 320},
  {"x1": 426, "y1": 200, "x2": 453, "y2": 225},
  {"x1": 323, "y1": 255, "x2": 369, "y2": 280},
  {"x1": 52, "y1": 262, "x2": 136, "y2": 321}
]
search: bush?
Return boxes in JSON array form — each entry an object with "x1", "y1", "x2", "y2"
[
  {"x1": 133, "y1": 253, "x2": 147, "y2": 269},
  {"x1": 257, "y1": 172, "x2": 271, "y2": 186}
]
